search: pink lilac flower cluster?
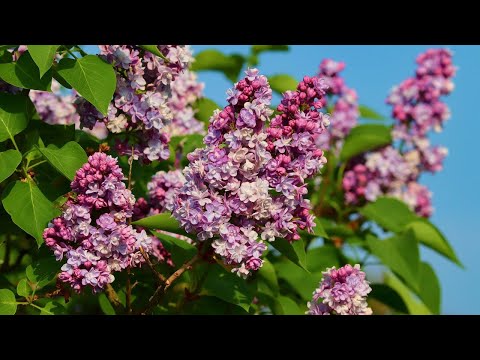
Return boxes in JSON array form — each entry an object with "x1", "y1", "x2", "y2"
[
  {"x1": 42, "y1": 152, "x2": 162, "y2": 293},
  {"x1": 172, "y1": 68, "x2": 329, "y2": 277},
  {"x1": 307, "y1": 264, "x2": 372, "y2": 315},
  {"x1": 75, "y1": 45, "x2": 193, "y2": 163},
  {"x1": 134, "y1": 170, "x2": 186, "y2": 219},
  {"x1": 315, "y1": 59, "x2": 359, "y2": 152},
  {"x1": 163, "y1": 70, "x2": 205, "y2": 136},
  {"x1": 341, "y1": 49, "x2": 455, "y2": 217}
]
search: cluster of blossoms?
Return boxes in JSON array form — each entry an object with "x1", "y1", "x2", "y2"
[
  {"x1": 42, "y1": 152, "x2": 167, "y2": 293},
  {"x1": 342, "y1": 48, "x2": 455, "y2": 217},
  {"x1": 315, "y1": 59, "x2": 359, "y2": 152},
  {"x1": 307, "y1": 264, "x2": 372, "y2": 315},
  {"x1": 75, "y1": 45, "x2": 193, "y2": 163},
  {"x1": 163, "y1": 70, "x2": 205, "y2": 136},
  {"x1": 172, "y1": 68, "x2": 330, "y2": 277},
  {"x1": 134, "y1": 170, "x2": 186, "y2": 219}
]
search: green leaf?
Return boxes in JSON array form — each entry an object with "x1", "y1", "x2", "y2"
[
  {"x1": 169, "y1": 134, "x2": 205, "y2": 164},
  {"x1": 202, "y1": 264, "x2": 254, "y2": 311},
  {"x1": 270, "y1": 238, "x2": 308, "y2": 271},
  {"x1": 252, "y1": 45, "x2": 289, "y2": 55},
  {"x1": 268, "y1": 74, "x2": 298, "y2": 94},
  {"x1": 38, "y1": 301, "x2": 56, "y2": 315},
  {"x1": 138, "y1": 45, "x2": 167, "y2": 61},
  {"x1": 191, "y1": 50, "x2": 244, "y2": 83},
  {"x1": 383, "y1": 272, "x2": 431, "y2": 315},
  {"x1": 132, "y1": 213, "x2": 187, "y2": 235},
  {"x1": 98, "y1": 293, "x2": 116, "y2": 315},
  {"x1": 272, "y1": 295, "x2": 303, "y2": 315},
  {"x1": 0, "y1": 289, "x2": 17, "y2": 315},
  {"x1": 0, "y1": 51, "x2": 52, "y2": 90},
  {"x1": 0, "y1": 92, "x2": 35, "y2": 143},
  {"x1": 418, "y1": 262, "x2": 441, "y2": 314},
  {"x1": 16, "y1": 279, "x2": 31, "y2": 298},
  {"x1": 38, "y1": 141, "x2": 87, "y2": 181},
  {"x1": 367, "y1": 233, "x2": 420, "y2": 292},
  {"x1": 0, "y1": 150, "x2": 22, "y2": 183},
  {"x1": 2, "y1": 180, "x2": 59, "y2": 246},
  {"x1": 406, "y1": 220, "x2": 462, "y2": 266},
  {"x1": 29, "y1": 121, "x2": 75, "y2": 148},
  {"x1": 151, "y1": 230, "x2": 196, "y2": 265},
  {"x1": 359, "y1": 196, "x2": 418, "y2": 233},
  {"x1": 340, "y1": 124, "x2": 392, "y2": 161},
  {"x1": 275, "y1": 258, "x2": 321, "y2": 301},
  {"x1": 370, "y1": 284, "x2": 409, "y2": 314},
  {"x1": 26, "y1": 247, "x2": 60, "y2": 288},
  {"x1": 257, "y1": 258, "x2": 279, "y2": 296},
  {"x1": 358, "y1": 105, "x2": 385, "y2": 120},
  {"x1": 27, "y1": 45, "x2": 59, "y2": 77},
  {"x1": 183, "y1": 296, "x2": 249, "y2": 315},
  {"x1": 56, "y1": 55, "x2": 116, "y2": 115},
  {"x1": 306, "y1": 245, "x2": 340, "y2": 273},
  {"x1": 312, "y1": 217, "x2": 328, "y2": 238},
  {"x1": 193, "y1": 97, "x2": 219, "y2": 124}
]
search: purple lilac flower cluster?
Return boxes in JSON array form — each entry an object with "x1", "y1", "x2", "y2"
[
  {"x1": 307, "y1": 264, "x2": 372, "y2": 315},
  {"x1": 315, "y1": 59, "x2": 359, "y2": 152},
  {"x1": 172, "y1": 68, "x2": 329, "y2": 277},
  {"x1": 341, "y1": 49, "x2": 455, "y2": 217},
  {"x1": 42, "y1": 152, "x2": 160, "y2": 293},
  {"x1": 75, "y1": 45, "x2": 193, "y2": 163},
  {"x1": 163, "y1": 70, "x2": 205, "y2": 136}
]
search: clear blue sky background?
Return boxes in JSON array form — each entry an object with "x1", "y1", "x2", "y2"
[{"x1": 85, "y1": 45, "x2": 480, "y2": 314}]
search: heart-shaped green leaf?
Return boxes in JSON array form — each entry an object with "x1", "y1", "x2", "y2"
[
  {"x1": 0, "y1": 150, "x2": 22, "y2": 183},
  {"x1": 28, "y1": 45, "x2": 59, "y2": 77},
  {"x1": 38, "y1": 141, "x2": 87, "y2": 181},
  {"x1": 0, "y1": 51, "x2": 52, "y2": 90}
]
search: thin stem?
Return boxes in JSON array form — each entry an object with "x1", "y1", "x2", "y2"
[
  {"x1": 10, "y1": 135, "x2": 20, "y2": 152},
  {"x1": 65, "y1": 47, "x2": 78, "y2": 60},
  {"x1": 27, "y1": 160, "x2": 47, "y2": 170},
  {"x1": 140, "y1": 247, "x2": 166, "y2": 283}
]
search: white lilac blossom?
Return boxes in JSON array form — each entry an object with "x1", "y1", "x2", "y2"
[
  {"x1": 42, "y1": 152, "x2": 166, "y2": 293},
  {"x1": 75, "y1": 45, "x2": 193, "y2": 163},
  {"x1": 307, "y1": 264, "x2": 372, "y2": 315},
  {"x1": 172, "y1": 68, "x2": 330, "y2": 277}
]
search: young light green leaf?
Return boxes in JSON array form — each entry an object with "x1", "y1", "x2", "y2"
[
  {"x1": 0, "y1": 289, "x2": 17, "y2": 315},
  {"x1": 270, "y1": 238, "x2": 308, "y2": 271},
  {"x1": 38, "y1": 301, "x2": 56, "y2": 315},
  {"x1": 358, "y1": 105, "x2": 385, "y2": 120},
  {"x1": 38, "y1": 141, "x2": 87, "y2": 181},
  {"x1": 201, "y1": 264, "x2": 254, "y2": 311},
  {"x1": 273, "y1": 296, "x2": 303, "y2": 315},
  {"x1": 2, "y1": 180, "x2": 59, "y2": 246},
  {"x1": 132, "y1": 213, "x2": 187, "y2": 235},
  {"x1": 306, "y1": 245, "x2": 340, "y2": 273},
  {"x1": 406, "y1": 220, "x2": 462, "y2": 266},
  {"x1": 275, "y1": 259, "x2": 321, "y2": 301},
  {"x1": 359, "y1": 196, "x2": 418, "y2": 233},
  {"x1": 0, "y1": 92, "x2": 35, "y2": 143},
  {"x1": 56, "y1": 55, "x2": 116, "y2": 115},
  {"x1": 0, "y1": 150, "x2": 22, "y2": 183},
  {"x1": 367, "y1": 233, "x2": 420, "y2": 292},
  {"x1": 312, "y1": 217, "x2": 328, "y2": 238},
  {"x1": 383, "y1": 272, "x2": 431, "y2": 315},
  {"x1": 340, "y1": 124, "x2": 392, "y2": 161},
  {"x1": 268, "y1": 74, "x2": 298, "y2": 94},
  {"x1": 193, "y1": 97, "x2": 219, "y2": 124},
  {"x1": 418, "y1": 262, "x2": 441, "y2": 314},
  {"x1": 27, "y1": 45, "x2": 59, "y2": 77},
  {"x1": 16, "y1": 279, "x2": 31, "y2": 298},
  {"x1": 191, "y1": 50, "x2": 244, "y2": 82},
  {"x1": 257, "y1": 258, "x2": 279, "y2": 296},
  {"x1": 0, "y1": 51, "x2": 52, "y2": 90}
]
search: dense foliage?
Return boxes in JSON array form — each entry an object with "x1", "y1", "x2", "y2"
[{"x1": 0, "y1": 45, "x2": 459, "y2": 315}]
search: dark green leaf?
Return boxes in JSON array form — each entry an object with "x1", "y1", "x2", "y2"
[
  {"x1": 359, "y1": 196, "x2": 418, "y2": 233},
  {"x1": 2, "y1": 180, "x2": 59, "y2": 246},
  {"x1": 268, "y1": 74, "x2": 298, "y2": 94},
  {"x1": 132, "y1": 213, "x2": 187, "y2": 235},
  {"x1": 306, "y1": 245, "x2": 340, "y2": 273},
  {"x1": 26, "y1": 247, "x2": 60, "y2": 288},
  {"x1": 370, "y1": 284, "x2": 408, "y2": 313},
  {"x1": 272, "y1": 295, "x2": 303, "y2": 315},
  {"x1": 38, "y1": 301, "x2": 56, "y2": 315},
  {"x1": 270, "y1": 238, "x2": 308, "y2": 271},
  {"x1": 193, "y1": 97, "x2": 219, "y2": 124},
  {"x1": 28, "y1": 121, "x2": 75, "y2": 147},
  {"x1": 202, "y1": 264, "x2": 254, "y2": 311},
  {"x1": 252, "y1": 45, "x2": 289, "y2": 55},
  {"x1": 0, "y1": 51, "x2": 52, "y2": 90},
  {"x1": 27, "y1": 45, "x2": 59, "y2": 77},
  {"x1": 38, "y1": 141, "x2": 87, "y2": 181},
  {"x1": 56, "y1": 55, "x2": 116, "y2": 115},
  {"x1": 0, "y1": 150, "x2": 22, "y2": 183},
  {"x1": 418, "y1": 262, "x2": 441, "y2": 314},
  {"x1": 406, "y1": 220, "x2": 462, "y2": 266},
  {"x1": 98, "y1": 293, "x2": 116, "y2": 315},
  {"x1": 191, "y1": 50, "x2": 244, "y2": 82},
  {"x1": 367, "y1": 233, "x2": 420, "y2": 292},
  {"x1": 383, "y1": 272, "x2": 431, "y2": 315},
  {"x1": 0, "y1": 289, "x2": 17, "y2": 315},
  {"x1": 358, "y1": 105, "x2": 385, "y2": 120},
  {"x1": 0, "y1": 92, "x2": 35, "y2": 143},
  {"x1": 257, "y1": 258, "x2": 279, "y2": 296},
  {"x1": 16, "y1": 279, "x2": 31, "y2": 298},
  {"x1": 340, "y1": 124, "x2": 392, "y2": 161}
]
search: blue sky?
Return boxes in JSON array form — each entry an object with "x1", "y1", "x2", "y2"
[{"x1": 84, "y1": 45, "x2": 480, "y2": 314}]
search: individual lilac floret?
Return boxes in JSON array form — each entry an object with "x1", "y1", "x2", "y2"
[
  {"x1": 173, "y1": 68, "x2": 330, "y2": 277},
  {"x1": 307, "y1": 264, "x2": 372, "y2": 315},
  {"x1": 75, "y1": 45, "x2": 193, "y2": 163},
  {"x1": 43, "y1": 152, "x2": 163, "y2": 293}
]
